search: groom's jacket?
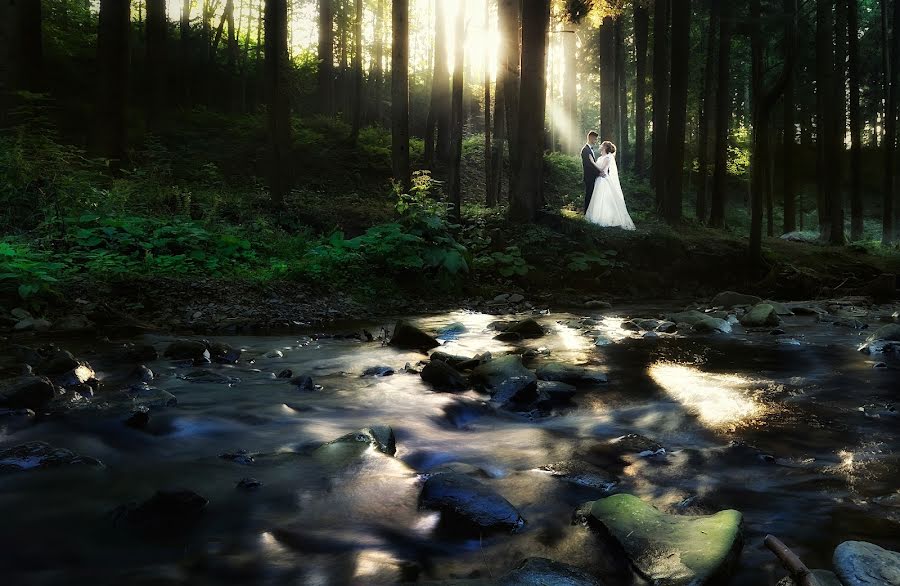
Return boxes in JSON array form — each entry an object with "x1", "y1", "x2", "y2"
[{"x1": 582, "y1": 144, "x2": 600, "y2": 183}]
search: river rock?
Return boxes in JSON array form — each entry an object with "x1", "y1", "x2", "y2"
[
  {"x1": 440, "y1": 398, "x2": 492, "y2": 428},
  {"x1": 362, "y1": 366, "x2": 395, "y2": 377},
  {"x1": 538, "y1": 460, "x2": 617, "y2": 491},
  {"x1": 315, "y1": 424, "x2": 397, "y2": 463},
  {"x1": 179, "y1": 369, "x2": 240, "y2": 385},
  {"x1": 289, "y1": 375, "x2": 316, "y2": 391},
  {"x1": 390, "y1": 321, "x2": 440, "y2": 350},
  {"x1": 209, "y1": 341, "x2": 241, "y2": 364},
  {"x1": 740, "y1": 304, "x2": 781, "y2": 327},
  {"x1": 505, "y1": 318, "x2": 545, "y2": 339},
  {"x1": 833, "y1": 540, "x2": 900, "y2": 586},
  {"x1": 54, "y1": 314, "x2": 93, "y2": 332},
  {"x1": 124, "y1": 385, "x2": 178, "y2": 409},
  {"x1": 498, "y1": 557, "x2": 606, "y2": 586},
  {"x1": 470, "y1": 355, "x2": 537, "y2": 406},
  {"x1": 764, "y1": 301, "x2": 795, "y2": 316},
  {"x1": 0, "y1": 441, "x2": 103, "y2": 472},
  {"x1": 693, "y1": 317, "x2": 733, "y2": 334},
  {"x1": 115, "y1": 489, "x2": 208, "y2": 533},
  {"x1": 667, "y1": 310, "x2": 711, "y2": 327},
  {"x1": 437, "y1": 322, "x2": 468, "y2": 339},
  {"x1": 493, "y1": 331, "x2": 523, "y2": 342},
  {"x1": 430, "y1": 351, "x2": 474, "y2": 368},
  {"x1": 585, "y1": 300, "x2": 612, "y2": 310},
  {"x1": 164, "y1": 340, "x2": 211, "y2": 363},
  {"x1": 125, "y1": 411, "x2": 150, "y2": 429},
  {"x1": 536, "y1": 380, "x2": 577, "y2": 400},
  {"x1": 585, "y1": 493, "x2": 743, "y2": 585},
  {"x1": 421, "y1": 360, "x2": 469, "y2": 392},
  {"x1": 536, "y1": 362, "x2": 608, "y2": 385},
  {"x1": 710, "y1": 291, "x2": 762, "y2": 309},
  {"x1": 0, "y1": 376, "x2": 56, "y2": 409},
  {"x1": 419, "y1": 472, "x2": 525, "y2": 535},
  {"x1": 776, "y1": 569, "x2": 843, "y2": 586},
  {"x1": 860, "y1": 324, "x2": 900, "y2": 353}
]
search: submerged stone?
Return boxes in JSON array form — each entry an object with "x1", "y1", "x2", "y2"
[
  {"x1": 0, "y1": 376, "x2": 56, "y2": 410},
  {"x1": 535, "y1": 362, "x2": 608, "y2": 385},
  {"x1": 538, "y1": 459, "x2": 617, "y2": 491},
  {"x1": 498, "y1": 557, "x2": 606, "y2": 586},
  {"x1": 421, "y1": 359, "x2": 469, "y2": 392},
  {"x1": 314, "y1": 424, "x2": 397, "y2": 464},
  {"x1": 419, "y1": 472, "x2": 525, "y2": 535},
  {"x1": 505, "y1": 318, "x2": 545, "y2": 339},
  {"x1": 833, "y1": 540, "x2": 900, "y2": 586},
  {"x1": 585, "y1": 493, "x2": 743, "y2": 585},
  {"x1": 470, "y1": 355, "x2": 537, "y2": 406},
  {"x1": 0, "y1": 441, "x2": 103, "y2": 472}
]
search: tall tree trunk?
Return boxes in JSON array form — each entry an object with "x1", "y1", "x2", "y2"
[
  {"x1": 318, "y1": 0, "x2": 335, "y2": 115},
  {"x1": 884, "y1": 0, "x2": 899, "y2": 244},
  {"x1": 12, "y1": 0, "x2": 43, "y2": 91},
  {"x1": 391, "y1": 0, "x2": 410, "y2": 191},
  {"x1": 371, "y1": 0, "x2": 384, "y2": 124},
  {"x1": 651, "y1": 0, "x2": 670, "y2": 210},
  {"x1": 499, "y1": 0, "x2": 521, "y2": 203},
  {"x1": 146, "y1": 0, "x2": 167, "y2": 128},
  {"x1": 816, "y1": 0, "x2": 835, "y2": 241},
  {"x1": 709, "y1": 1, "x2": 732, "y2": 228},
  {"x1": 181, "y1": 0, "x2": 191, "y2": 105},
  {"x1": 350, "y1": 0, "x2": 363, "y2": 140},
  {"x1": 783, "y1": 0, "x2": 798, "y2": 233},
  {"x1": 265, "y1": 0, "x2": 291, "y2": 208},
  {"x1": 510, "y1": 0, "x2": 549, "y2": 222},
  {"x1": 227, "y1": 0, "x2": 239, "y2": 110},
  {"x1": 615, "y1": 16, "x2": 628, "y2": 171},
  {"x1": 634, "y1": 2, "x2": 648, "y2": 176},
  {"x1": 599, "y1": 16, "x2": 617, "y2": 142},
  {"x1": 484, "y1": 0, "x2": 493, "y2": 206},
  {"x1": 562, "y1": 28, "x2": 577, "y2": 154},
  {"x1": 665, "y1": 0, "x2": 689, "y2": 224},
  {"x1": 490, "y1": 84, "x2": 506, "y2": 206},
  {"x1": 750, "y1": 0, "x2": 793, "y2": 262},
  {"x1": 424, "y1": 2, "x2": 450, "y2": 167},
  {"x1": 696, "y1": 0, "x2": 718, "y2": 223},
  {"x1": 449, "y1": 2, "x2": 465, "y2": 220},
  {"x1": 96, "y1": 0, "x2": 130, "y2": 165},
  {"x1": 832, "y1": 0, "x2": 847, "y2": 244},
  {"x1": 848, "y1": 0, "x2": 863, "y2": 240},
  {"x1": 0, "y1": 2, "x2": 11, "y2": 123}
]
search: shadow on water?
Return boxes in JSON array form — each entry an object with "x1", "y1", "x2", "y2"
[{"x1": 0, "y1": 306, "x2": 897, "y2": 584}]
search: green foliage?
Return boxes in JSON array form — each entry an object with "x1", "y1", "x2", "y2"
[
  {"x1": 473, "y1": 246, "x2": 531, "y2": 277},
  {"x1": 0, "y1": 241, "x2": 68, "y2": 302},
  {"x1": 565, "y1": 250, "x2": 620, "y2": 272}
]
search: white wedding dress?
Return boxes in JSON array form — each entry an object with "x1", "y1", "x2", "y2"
[{"x1": 585, "y1": 154, "x2": 636, "y2": 230}]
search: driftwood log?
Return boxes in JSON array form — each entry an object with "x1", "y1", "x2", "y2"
[{"x1": 764, "y1": 534, "x2": 822, "y2": 586}]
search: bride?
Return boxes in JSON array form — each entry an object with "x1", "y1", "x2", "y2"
[{"x1": 585, "y1": 141, "x2": 636, "y2": 230}]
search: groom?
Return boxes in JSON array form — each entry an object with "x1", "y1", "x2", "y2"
[{"x1": 581, "y1": 131, "x2": 604, "y2": 212}]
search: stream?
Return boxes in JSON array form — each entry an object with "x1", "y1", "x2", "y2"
[{"x1": 0, "y1": 303, "x2": 898, "y2": 585}]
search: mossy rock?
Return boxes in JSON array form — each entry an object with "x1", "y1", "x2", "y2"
[
  {"x1": 586, "y1": 493, "x2": 743, "y2": 585},
  {"x1": 740, "y1": 304, "x2": 781, "y2": 327}
]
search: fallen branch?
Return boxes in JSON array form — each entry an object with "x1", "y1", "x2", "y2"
[{"x1": 764, "y1": 534, "x2": 822, "y2": 586}]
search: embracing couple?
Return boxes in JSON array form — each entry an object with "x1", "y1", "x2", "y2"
[{"x1": 581, "y1": 130, "x2": 636, "y2": 230}]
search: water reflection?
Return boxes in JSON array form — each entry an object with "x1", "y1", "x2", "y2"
[{"x1": 648, "y1": 363, "x2": 769, "y2": 430}]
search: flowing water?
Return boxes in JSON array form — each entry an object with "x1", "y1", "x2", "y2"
[{"x1": 1, "y1": 306, "x2": 898, "y2": 585}]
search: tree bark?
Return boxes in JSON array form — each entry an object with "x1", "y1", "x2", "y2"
[
  {"x1": 615, "y1": 16, "x2": 628, "y2": 171},
  {"x1": 709, "y1": 1, "x2": 732, "y2": 228},
  {"x1": 391, "y1": 0, "x2": 410, "y2": 191},
  {"x1": 696, "y1": 0, "x2": 718, "y2": 223},
  {"x1": 484, "y1": 0, "x2": 493, "y2": 206},
  {"x1": 665, "y1": 0, "x2": 689, "y2": 223},
  {"x1": 634, "y1": 2, "x2": 648, "y2": 176},
  {"x1": 510, "y1": 0, "x2": 549, "y2": 222},
  {"x1": 490, "y1": 84, "x2": 506, "y2": 207},
  {"x1": 651, "y1": 0, "x2": 670, "y2": 210},
  {"x1": 499, "y1": 0, "x2": 521, "y2": 203},
  {"x1": 96, "y1": 0, "x2": 130, "y2": 165},
  {"x1": 371, "y1": 0, "x2": 384, "y2": 124},
  {"x1": 265, "y1": 0, "x2": 291, "y2": 208},
  {"x1": 146, "y1": 0, "x2": 167, "y2": 128},
  {"x1": 350, "y1": 0, "x2": 363, "y2": 140},
  {"x1": 783, "y1": 0, "x2": 798, "y2": 233},
  {"x1": 181, "y1": 0, "x2": 192, "y2": 104},
  {"x1": 848, "y1": 0, "x2": 863, "y2": 240},
  {"x1": 424, "y1": 1, "x2": 450, "y2": 167},
  {"x1": 599, "y1": 16, "x2": 617, "y2": 143},
  {"x1": 816, "y1": 0, "x2": 835, "y2": 241},
  {"x1": 563, "y1": 28, "x2": 578, "y2": 154},
  {"x1": 448, "y1": 2, "x2": 465, "y2": 220},
  {"x1": 318, "y1": 0, "x2": 335, "y2": 115},
  {"x1": 832, "y1": 0, "x2": 847, "y2": 244}
]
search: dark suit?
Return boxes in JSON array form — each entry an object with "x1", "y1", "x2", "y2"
[{"x1": 582, "y1": 143, "x2": 600, "y2": 211}]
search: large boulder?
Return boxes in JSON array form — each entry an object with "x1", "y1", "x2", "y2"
[
  {"x1": 497, "y1": 558, "x2": 606, "y2": 586},
  {"x1": 164, "y1": 339, "x2": 211, "y2": 363},
  {"x1": 710, "y1": 291, "x2": 762, "y2": 309},
  {"x1": 470, "y1": 355, "x2": 537, "y2": 406},
  {"x1": 740, "y1": 304, "x2": 781, "y2": 327},
  {"x1": 535, "y1": 362, "x2": 608, "y2": 385},
  {"x1": 833, "y1": 540, "x2": 900, "y2": 586},
  {"x1": 0, "y1": 441, "x2": 103, "y2": 472},
  {"x1": 421, "y1": 360, "x2": 469, "y2": 392},
  {"x1": 505, "y1": 318, "x2": 545, "y2": 339},
  {"x1": 390, "y1": 321, "x2": 440, "y2": 350},
  {"x1": 419, "y1": 472, "x2": 525, "y2": 535},
  {"x1": 585, "y1": 494, "x2": 743, "y2": 585},
  {"x1": 0, "y1": 376, "x2": 56, "y2": 409}
]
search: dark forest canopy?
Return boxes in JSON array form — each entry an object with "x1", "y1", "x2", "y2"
[{"x1": 0, "y1": 0, "x2": 898, "y2": 301}]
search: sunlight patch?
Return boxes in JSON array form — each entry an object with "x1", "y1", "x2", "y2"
[{"x1": 648, "y1": 363, "x2": 768, "y2": 430}]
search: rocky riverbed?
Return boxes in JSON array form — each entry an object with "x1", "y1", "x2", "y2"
[{"x1": 0, "y1": 293, "x2": 898, "y2": 585}]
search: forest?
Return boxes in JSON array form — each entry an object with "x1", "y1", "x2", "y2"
[{"x1": 0, "y1": 1, "x2": 899, "y2": 585}]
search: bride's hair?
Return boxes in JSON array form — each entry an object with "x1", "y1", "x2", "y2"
[{"x1": 601, "y1": 141, "x2": 617, "y2": 155}]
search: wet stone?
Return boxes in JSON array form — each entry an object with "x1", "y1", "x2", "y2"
[
  {"x1": 164, "y1": 340, "x2": 211, "y2": 363},
  {"x1": 115, "y1": 489, "x2": 208, "y2": 534},
  {"x1": 289, "y1": 375, "x2": 317, "y2": 391},
  {"x1": 0, "y1": 441, "x2": 103, "y2": 472},
  {"x1": 362, "y1": 366, "x2": 395, "y2": 377},
  {"x1": 125, "y1": 411, "x2": 150, "y2": 429},
  {"x1": 390, "y1": 321, "x2": 440, "y2": 350},
  {"x1": 538, "y1": 460, "x2": 617, "y2": 491},
  {"x1": 833, "y1": 540, "x2": 900, "y2": 586},
  {"x1": 236, "y1": 477, "x2": 262, "y2": 491},
  {"x1": 277, "y1": 369, "x2": 293, "y2": 378},
  {"x1": 419, "y1": 472, "x2": 525, "y2": 536},
  {"x1": 497, "y1": 557, "x2": 606, "y2": 586},
  {"x1": 421, "y1": 360, "x2": 469, "y2": 392},
  {"x1": 0, "y1": 376, "x2": 56, "y2": 410},
  {"x1": 220, "y1": 450, "x2": 255, "y2": 465}
]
